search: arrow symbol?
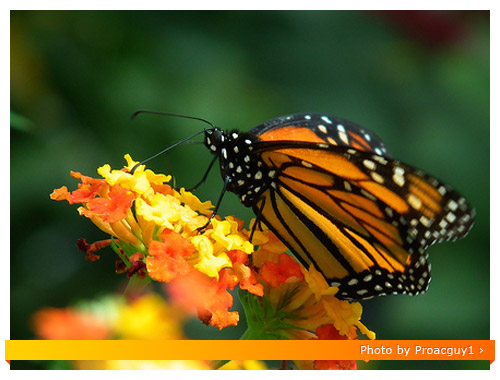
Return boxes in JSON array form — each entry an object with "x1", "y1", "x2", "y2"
[{"x1": 480, "y1": 347, "x2": 483, "y2": 354}]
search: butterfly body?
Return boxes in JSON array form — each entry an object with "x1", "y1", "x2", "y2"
[
  {"x1": 203, "y1": 113, "x2": 474, "y2": 300},
  {"x1": 205, "y1": 129, "x2": 272, "y2": 206}
]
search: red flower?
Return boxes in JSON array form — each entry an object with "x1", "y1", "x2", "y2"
[
  {"x1": 313, "y1": 324, "x2": 357, "y2": 370},
  {"x1": 67, "y1": 171, "x2": 107, "y2": 204},
  {"x1": 227, "y1": 250, "x2": 264, "y2": 297},
  {"x1": 79, "y1": 185, "x2": 135, "y2": 223},
  {"x1": 260, "y1": 253, "x2": 304, "y2": 288}
]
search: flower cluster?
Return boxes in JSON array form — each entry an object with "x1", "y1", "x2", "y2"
[
  {"x1": 51, "y1": 155, "x2": 375, "y2": 369},
  {"x1": 51, "y1": 155, "x2": 262, "y2": 330},
  {"x1": 238, "y1": 226, "x2": 374, "y2": 369},
  {"x1": 32, "y1": 292, "x2": 265, "y2": 370}
]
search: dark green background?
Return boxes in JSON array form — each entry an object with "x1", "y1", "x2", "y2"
[{"x1": 11, "y1": 10, "x2": 489, "y2": 370}]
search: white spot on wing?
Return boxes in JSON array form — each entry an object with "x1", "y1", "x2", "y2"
[
  {"x1": 363, "y1": 159, "x2": 376, "y2": 170},
  {"x1": 408, "y1": 194, "x2": 422, "y2": 210},
  {"x1": 393, "y1": 173, "x2": 405, "y2": 187},
  {"x1": 446, "y1": 212, "x2": 457, "y2": 223},
  {"x1": 321, "y1": 116, "x2": 333, "y2": 124},
  {"x1": 348, "y1": 278, "x2": 358, "y2": 286},
  {"x1": 371, "y1": 172, "x2": 384, "y2": 183},
  {"x1": 339, "y1": 131, "x2": 349, "y2": 145},
  {"x1": 302, "y1": 161, "x2": 313, "y2": 168},
  {"x1": 448, "y1": 200, "x2": 458, "y2": 211}
]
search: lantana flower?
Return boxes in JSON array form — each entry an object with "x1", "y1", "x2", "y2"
[
  {"x1": 32, "y1": 293, "x2": 224, "y2": 370},
  {"x1": 51, "y1": 154, "x2": 375, "y2": 369},
  {"x1": 240, "y1": 226, "x2": 374, "y2": 338},
  {"x1": 51, "y1": 155, "x2": 262, "y2": 330}
]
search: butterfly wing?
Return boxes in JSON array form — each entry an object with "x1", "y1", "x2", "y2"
[
  {"x1": 247, "y1": 114, "x2": 474, "y2": 300},
  {"x1": 249, "y1": 112, "x2": 391, "y2": 156}
]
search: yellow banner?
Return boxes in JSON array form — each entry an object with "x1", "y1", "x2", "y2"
[{"x1": 5, "y1": 340, "x2": 495, "y2": 363}]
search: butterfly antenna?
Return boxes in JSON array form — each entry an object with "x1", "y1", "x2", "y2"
[
  {"x1": 130, "y1": 130, "x2": 206, "y2": 173},
  {"x1": 131, "y1": 110, "x2": 216, "y2": 129},
  {"x1": 130, "y1": 110, "x2": 216, "y2": 173}
]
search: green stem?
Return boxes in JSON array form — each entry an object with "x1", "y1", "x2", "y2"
[
  {"x1": 110, "y1": 239, "x2": 132, "y2": 267},
  {"x1": 123, "y1": 275, "x2": 152, "y2": 296}
]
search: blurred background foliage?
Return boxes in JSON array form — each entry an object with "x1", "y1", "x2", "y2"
[{"x1": 11, "y1": 10, "x2": 489, "y2": 370}]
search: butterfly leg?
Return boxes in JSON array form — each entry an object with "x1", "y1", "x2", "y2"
[
  {"x1": 186, "y1": 155, "x2": 218, "y2": 192},
  {"x1": 197, "y1": 175, "x2": 231, "y2": 232},
  {"x1": 249, "y1": 197, "x2": 266, "y2": 242}
]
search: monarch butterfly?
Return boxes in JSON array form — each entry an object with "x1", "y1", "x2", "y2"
[
  {"x1": 135, "y1": 111, "x2": 475, "y2": 301},
  {"x1": 201, "y1": 112, "x2": 475, "y2": 301}
]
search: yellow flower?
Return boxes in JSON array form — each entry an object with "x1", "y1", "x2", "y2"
[
  {"x1": 176, "y1": 187, "x2": 214, "y2": 216},
  {"x1": 191, "y1": 235, "x2": 232, "y2": 280},
  {"x1": 114, "y1": 293, "x2": 184, "y2": 340},
  {"x1": 97, "y1": 154, "x2": 171, "y2": 196},
  {"x1": 135, "y1": 193, "x2": 184, "y2": 231},
  {"x1": 304, "y1": 267, "x2": 376, "y2": 340},
  {"x1": 210, "y1": 218, "x2": 254, "y2": 254}
]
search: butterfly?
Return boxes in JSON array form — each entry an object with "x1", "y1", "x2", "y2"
[{"x1": 202, "y1": 112, "x2": 475, "y2": 300}]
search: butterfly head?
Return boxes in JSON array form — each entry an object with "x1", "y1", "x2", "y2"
[{"x1": 204, "y1": 127, "x2": 226, "y2": 154}]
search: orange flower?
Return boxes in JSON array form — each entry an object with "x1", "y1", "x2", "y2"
[
  {"x1": 260, "y1": 253, "x2": 304, "y2": 288},
  {"x1": 79, "y1": 185, "x2": 135, "y2": 223},
  {"x1": 32, "y1": 308, "x2": 110, "y2": 340},
  {"x1": 146, "y1": 229, "x2": 195, "y2": 283},
  {"x1": 50, "y1": 186, "x2": 70, "y2": 201},
  {"x1": 67, "y1": 171, "x2": 107, "y2": 204},
  {"x1": 313, "y1": 324, "x2": 357, "y2": 370},
  {"x1": 226, "y1": 250, "x2": 263, "y2": 296},
  {"x1": 167, "y1": 269, "x2": 239, "y2": 330},
  {"x1": 292, "y1": 324, "x2": 358, "y2": 370}
]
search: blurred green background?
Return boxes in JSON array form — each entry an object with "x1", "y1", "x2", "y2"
[{"x1": 10, "y1": 10, "x2": 489, "y2": 370}]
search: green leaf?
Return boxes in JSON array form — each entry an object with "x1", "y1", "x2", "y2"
[{"x1": 10, "y1": 111, "x2": 33, "y2": 132}]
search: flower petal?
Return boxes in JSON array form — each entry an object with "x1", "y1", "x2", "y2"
[
  {"x1": 146, "y1": 229, "x2": 195, "y2": 283},
  {"x1": 80, "y1": 185, "x2": 135, "y2": 223},
  {"x1": 260, "y1": 253, "x2": 304, "y2": 288}
]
